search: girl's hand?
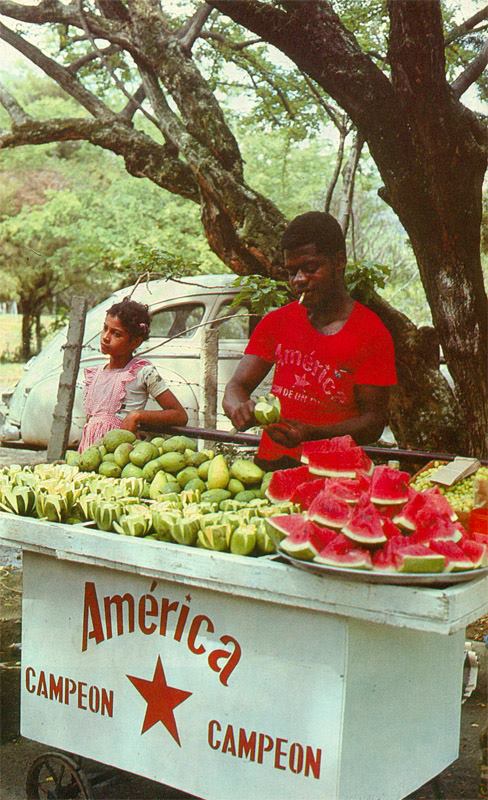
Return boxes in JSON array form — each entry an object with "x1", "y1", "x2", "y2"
[{"x1": 119, "y1": 412, "x2": 140, "y2": 433}]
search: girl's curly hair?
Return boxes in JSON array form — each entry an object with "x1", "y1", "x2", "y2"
[{"x1": 106, "y1": 298, "x2": 151, "y2": 341}]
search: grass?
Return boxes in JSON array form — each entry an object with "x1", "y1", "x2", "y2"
[{"x1": 0, "y1": 314, "x2": 54, "y2": 389}]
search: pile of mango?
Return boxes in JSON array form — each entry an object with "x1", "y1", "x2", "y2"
[{"x1": 0, "y1": 430, "x2": 296, "y2": 557}]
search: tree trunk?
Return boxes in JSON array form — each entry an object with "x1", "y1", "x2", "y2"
[{"x1": 20, "y1": 310, "x2": 33, "y2": 361}]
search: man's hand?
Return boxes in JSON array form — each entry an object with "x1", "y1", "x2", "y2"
[
  {"x1": 227, "y1": 399, "x2": 256, "y2": 431},
  {"x1": 265, "y1": 419, "x2": 311, "y2": 448}
]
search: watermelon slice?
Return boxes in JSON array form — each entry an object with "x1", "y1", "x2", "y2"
[
  {"x1": 290, "y1": 478, "x2": 326, "y2": 510},
  {"x1": 328, "y1": 474, "x2": 371, "y2": 504},
  {"x1": 369, "y1": 465, "x2": 410, "y2": 506},
  {"x1": 381, "y1": 517, "x2": 403, "y2": 540},
  {"x1": 307, "y1": 490, "x2": 352, "y2": 528},
  {"x1": 307, "y1": 447, "x2": 373, "y2": 479},
  {"x1": 392, "y1": 489, "x2": 428, "y2": 530},
  {"x1": 461, "y1": 539, "x2": 487, "y2": 568},
  {"x1": 315, "y1": 540, "x2": 373, "y2": 570},
  {"x1": 266, "y1": 513, "x2": 306, "y2": 543},
  {"x1": 266, "y1": 466, "x2": 313, "y2": 503},
  {"x1": 422, "y1": 487, "x2": 458, "y2": 521},
  {"x1": 428, "y1": 540, "x2": 474, "y2": 572},
  {"x1": 279, "y1": 518, "x2": 337, "y2": 560},
  {"x1": 301, "y1": 435, "x2": 357, "y2": 464},
  {"x1": 342, "y1": 497, "x2": 386, "y2": 546},
  {"x1": 411, "y1": 508, "x2": 461, "y2": 544},
  {"x1": 393, "y1": 543, "x2": 446, "y2": 573}
]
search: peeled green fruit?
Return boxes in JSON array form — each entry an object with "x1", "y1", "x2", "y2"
[
  {"x1": 176, "y1": 466, "x2": 199, "y2": 488},
  {"x1": 103, "y1": 428, "x2": 137, "y2": 453},
  {"x1": 230, "y1": 525, "x2": 257, "y2": 556},
  {"x1": 142, "y1": 458, "x2": 165, "y2": 482},
  {"x1": 230, "y1": 459, "x2": 264, "y2": 486},
  {"x1": 228, "y1": 478, "x2": 245, "y2": 496},
  {"x1": 79, "y1": 447, "x2": 102, "y2": 473},
  {"x1": 129, "y1": 442, "x2": 159, "y2": 467},
  {"x1": 200, "y1": 488, "x2": 232, "y2": 505},
  {"x1": 65, "y1": 450, "x2": 80, "y2": 467},
  {"x1": 256, "y1": 529, "x2": 276, "y2": 555},
  {"x1": 113, "y1": 442, "x2": 134, "y2": 468},
  {"x1": 207, "y1": 454, "x2": 230, "y2": 490},
  {"x1": 121, "y1": 463, "x2": 144, "y2": 479},
  {"x1": 162, "y1": 435, "x2": 197, "y2": 453},
  {"x1": 98, "y1": 462, "x2": 122, "y2": 479},
  {"x1": 254, "y1": 393, "x2": 281, "y2": 425},
  {"x1": 158, "y1": 452, "x2": 187, "y2": 474},
  {"x1": 197, "y1": 460, "x2": 212, "y2": 481},
  {"x1": 149, "y1": 470, "x2": 169, "y2": 500}
]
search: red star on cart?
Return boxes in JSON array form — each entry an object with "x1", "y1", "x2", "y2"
[{"x1": 127, "y1": 656, "x2": 192, "y2": 746}]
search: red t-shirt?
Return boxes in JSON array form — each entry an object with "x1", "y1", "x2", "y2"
[{"x1": 245, "y1": 300, "x2": 397, "y2": 461}]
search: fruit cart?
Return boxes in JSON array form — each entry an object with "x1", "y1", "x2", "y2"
[{"x1": 1, "y1": 511, "x2": 487, "y2": 800}]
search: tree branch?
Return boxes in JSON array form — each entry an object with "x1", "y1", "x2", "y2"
[
  {"x1": 178, "y1": 2, "x2": 214, "y2": 53},
  {"x1": 67, "y1": 44, "x2": 119, "y2": 74},
  {"x1": 0, "y1": 117, "x2": 199, "y2": 202},
  {"x1": 445, "y1": 4, "x2": 488, "y2": 46},
  {"x1": 451, "y1": 39, "x2": 488, "y2": 99},
  {"x1": 0, "y1": 81, "x2": 31, "y2": 125},
  {"x1": 201, "y1": 31, "x2": 263, "y2": 51},
  {"x1": 0, "y1": 21, "x2": 112, "y2": 119}
]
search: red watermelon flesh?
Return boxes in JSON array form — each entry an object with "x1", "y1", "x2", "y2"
[
  {"x1": 422, "y1": 487, "x2": 458, "y2": 521},
  {"x1": 470, "y1": 532, "x2": 488, "y2": 546},
  {"x1": 410, "y1": 508, "x2": 461, "y2": 544},
  {"x1": 307, "y1": 490, "x2": 352, "y2": 528},
  {"x1": 372, "y1": 546, "x2": 397, "y2": 572},
  {"x1": 328, "y1": 475, "x2": 370, "y2": 504},
  {"x1": 307, "y1": 447, "x2": 373, "y2": 479},
  {"x1": 392, "y1": 489, "x2": 428, "y2": 530},
  {"x1": 290, "y1": 478, "x2": 326, "y2": 509},
  {"x1": 461, "y1": 539, "x2": 487, "y2": 568},
  {"x1": 342, "y1": 497, "x2": 387, "y2": 545},
  {"x1": 428, "y1": 540, "x2": 474, "y2": 571},
  {"x1": 301, "y1": 435, "x2": 357, "y2": 464},
  {"x1": 266, "y1": 466, "x2": 313, "y2": 503},
  {"x1": 266, "y1": 513, "x2": 309, "y2": 540},
  {"x1": 280, "y1": 519, "x2": 337, "y2": 560},
  {"x1": 381, "y1": 517, "x2": 403, "y2": 540},
  {"x1": 369, "y1": 465, "x2": 410, "y2": 505}
]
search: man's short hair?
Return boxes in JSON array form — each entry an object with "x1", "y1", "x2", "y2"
[{"x1": 281, "y1": 211, "x2": 346, "y2": 257}]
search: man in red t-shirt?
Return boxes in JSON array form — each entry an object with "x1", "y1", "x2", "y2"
[{"x1": 223, "y1": 211, "x2": 397, "y2": 469}]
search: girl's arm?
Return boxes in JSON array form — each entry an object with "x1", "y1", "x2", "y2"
[{"x1": 119, "y1": 390, "x2": 188, "y2": 433}]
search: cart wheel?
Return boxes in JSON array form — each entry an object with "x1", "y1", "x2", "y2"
[{"x1": 25, "y1": 752, "x2": 93, "y2": 800}]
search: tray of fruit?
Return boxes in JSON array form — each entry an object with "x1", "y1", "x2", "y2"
[{"x1": 263, "y1": 436, "x2": 488, "y2": 586}]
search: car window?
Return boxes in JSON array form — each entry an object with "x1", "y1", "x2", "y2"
[
  {"x1": 149, "y1": 304, "x2": 205, "y2": 338},
  {"x1": 216, "y1": 304, "x2": 254, "y2": 339}
]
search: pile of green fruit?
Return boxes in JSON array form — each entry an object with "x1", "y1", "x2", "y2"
[
  {"x1": 410, "y1": 461, "x2": 488, "y2": 517},
  {"x1": 0, "y1": 430, "x2": 296, "y2": 558}
]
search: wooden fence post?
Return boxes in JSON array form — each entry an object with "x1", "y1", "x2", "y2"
[
  {"x1": 47, "y1": 296, "x2": 88, "y2": 462},
  {"x1": 199, "y1": 323, "x2": 219, "y2": 448}
]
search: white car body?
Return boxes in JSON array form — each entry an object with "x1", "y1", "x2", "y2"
[{"x1": 1, "y1": 274, "x2": 270, "y2": 447}]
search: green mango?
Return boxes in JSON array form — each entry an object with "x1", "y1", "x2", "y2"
[
  {"x1": 197, "y1": 460, "x2": 212, "y2": 481},
  {"x1": 98, "y1": 461, "x2": 122, "y2": 479},
  {"x1": 142, "y1": 458, "x2": 165, "y2": 482},
  {"x1": 150, "y1": 436, "x2": 167, "y2": 449},
  {"x1": 186, "y1": 450, "x2": 212, "y2": 467},
  {"x1": 103, "y1": 428, "x2": 137, "y2": 453},
  {"x1": 149, "y1": 470, "x2": 169, "y2": 500},
  {"x1": 176, "y1": 466, "x2": 199, "y2": 488},
  {"x1": 162, "y1": 435, "x2": 197, "y2": 453},
  {"x1": 200, "y1": 488, "x2": 232, "y2": 505},
  {"x1": 121, "y1": 463, "x2": 144, "y2": 479},
  {"x1": 160, "y1": 483, "x2": 182, "y2": 495},
  {"x1": 129, "y1": 441, "x2": 159, "y2": 467},
  {"x1": 79, "y1": 446, "x2": 102, "y2": 473},
  {"x1": 98, "y1": 445, "x2": 107, "y2": 457},
  {"x1": 184, "y1": 477, "x2": 206, "y2": 493},
  {"x1": 234, "y1": 489, "x2": 261, "y2": 503},
  {"x1": 158, "y1": 452, "x2": 187, "y2": 474},
  {"x1": 207, "y1": 454, "x2": 230, "y2": 490},
  {"x1": 65, "y1": 450, "x2": 80, "y2": 467},
  {"x1": 113, "y1": 442, "x2": 134, "y2": 468},
  {"x1": 227, "y1": 478, "x2": 245, "y2": 496},
  {"x1": 230, "y1": 459, "x2": 264, "y2": 486},
  {"x1": 102, "y1": 453, "x2": 116, "y2": 463}
]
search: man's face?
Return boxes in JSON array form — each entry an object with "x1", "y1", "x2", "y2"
[{"x1": 284, "y1": 243, "x2": 345, "y2": 310}]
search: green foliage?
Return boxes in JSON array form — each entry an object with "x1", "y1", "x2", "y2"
[
  {"x1": 229, "y1": 274, "x2": 290, "y2": 315},
  {"x1": 345, "y1": 260, "x2": 391, "y2": 301}
]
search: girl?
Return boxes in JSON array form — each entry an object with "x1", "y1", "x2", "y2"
[{"x1": 78, "y1": 298, "x2": 188, "y2": 452}]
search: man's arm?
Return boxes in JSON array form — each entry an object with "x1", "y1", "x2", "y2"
[
  {"x1": 223, "y1": 354, "x2": 273, "y2": 430},
  {"x1": 265, "y1": 385, "x2": 390, "y2": 448}
]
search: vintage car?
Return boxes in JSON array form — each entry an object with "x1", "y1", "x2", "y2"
[{"x1": 1, "y1": 274, "x2": 270, "y2": 447}]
